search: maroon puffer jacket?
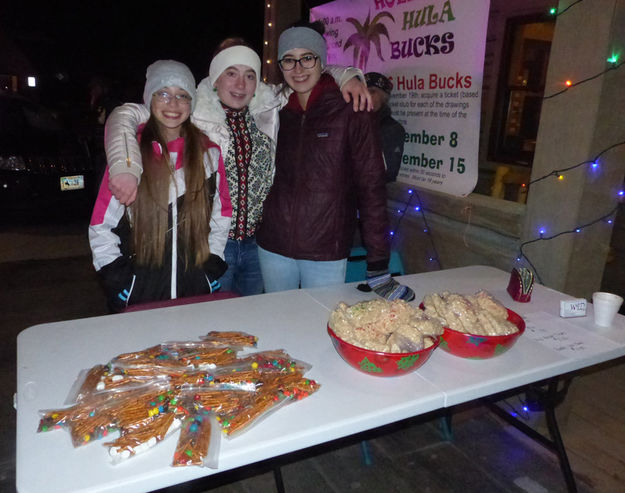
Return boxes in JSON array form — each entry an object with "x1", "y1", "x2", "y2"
[{"x1": 256, "y1": 74, "x2": 390, "y2": 268}]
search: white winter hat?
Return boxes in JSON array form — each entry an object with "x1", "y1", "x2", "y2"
[
  {"x1": 143, "y1": 60, "x2": 197, "y2": 111},
  {"x1": 208, "y1": 45, "x2": 261, "y2": 86}
]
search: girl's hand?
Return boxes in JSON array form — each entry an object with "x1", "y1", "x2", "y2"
[
  {"x1": 341, "y1": 77, "x2": 373, "y2": 112},
  {"x1": 109, "y1": 173, "x2": 138, "y2": 205}
]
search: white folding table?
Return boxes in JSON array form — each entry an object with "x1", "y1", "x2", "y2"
[{"x1": 16, "y1": 266, "x2": 625, "y2": 493}]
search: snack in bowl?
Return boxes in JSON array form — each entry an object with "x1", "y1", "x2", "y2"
[
  {"x1": 327, "y1": 299, "x2": 443, "y2": 376},
  {"x1": 421, "y1": 290, "x2": 525, "y2": 359}
]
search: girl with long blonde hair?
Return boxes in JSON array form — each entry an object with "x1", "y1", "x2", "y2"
[{"x1": 89, "y1": 60, "x2": 231, "y2": 312}]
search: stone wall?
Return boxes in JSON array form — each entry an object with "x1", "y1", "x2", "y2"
[{"x1": 387, "y1": 182, "x2": 524, "y2": 276}]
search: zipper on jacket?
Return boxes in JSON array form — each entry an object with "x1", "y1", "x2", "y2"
[
  {"x1": 170, "y1": 158, "x2": 178, "y2": 299},
  {"x1": 287, "y1": 113, "x2": 306, "y2": 256},
  {"x1": 124, "y1": 134, "x2": 132, "y2": 168}
]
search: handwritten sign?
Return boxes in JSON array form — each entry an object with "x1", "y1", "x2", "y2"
[{"x1": 523, "y1": 311, "x2": 619, "y2": 358}]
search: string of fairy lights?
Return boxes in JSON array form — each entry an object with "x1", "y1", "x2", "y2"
[
  {"x1": 391, "y1": 0, "x2": 622, "y2": 422},
  {"x1": 390, "y1": 0, "x2": 624, "y2": 286},
  {"x1": 548, "y1": 0, "x2": 584, "y2": 17},
  {"x1": 514, "y1": 0, "x2": 624, "y2": 284},
  {"x1": 543, "y1": 59, "x2": 624, "y2": 100},
  {"x1": 390, "y1": 188, "x2": 443, "y2": 270},
  {"x1": 500, "y1": 0, "x2": 624, "y2": 422},
  {"x1": 262, "y1": 2, "x2": 277, "y2": 83}
]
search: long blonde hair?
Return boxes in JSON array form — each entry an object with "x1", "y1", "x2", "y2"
[{"x1": 131, "y1": 118, "x2": 212, "y2": 268}]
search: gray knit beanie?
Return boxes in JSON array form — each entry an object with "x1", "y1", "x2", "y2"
[
  {"x1": 143, "y1": 60, "x2": 197, "y2": 111},
  {"x1": 278, "y1": 27, "x2": 327, "y2": 68}
]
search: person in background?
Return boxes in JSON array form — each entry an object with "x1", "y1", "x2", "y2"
[
  {"x1": 103, "y1": 38, "x2": 370, "y2": 297},
  {"x1": 80, "y1": 75, "x2": 122, "y2": 180},
  {"x1": 365, "y1": 72, "x2": 405, "y2": 182},
  {"x1": 256, "y1": 22, "x2": 415, "y2": 302},
  {"x1": 89, "y1": 60, "x2": 230, "y2": 312}
]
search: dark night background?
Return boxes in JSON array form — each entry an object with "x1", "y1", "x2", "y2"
[
  {"x1": 1, "y1": 1, "x2": 271, "y2": 110},
  {"x1": 0, "y1": 0, "x2": 330, "y2": 226},
  {"x1": 1, "y1": 1, "x2": 329, "y2": 106},
  {"x1": 1, "y1": 0, "x2": 332, "y2": 138}
]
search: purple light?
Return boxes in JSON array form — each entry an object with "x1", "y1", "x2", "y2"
[
  {"x1": 390, "y1": 231, "x2": 395, "y2": 236},
  {"x1": 575, "y1": 228, "x2": 581, "y2": 233},
  {"x1": 522, "y1": 406, "x2": 529, "y2": 412},
  {"x1": 618, "y1": 190, "x2": 624, "y2": 197},
  {"x1": 397, "y1": 209, "x2": 402, "y2": 214},
  {"x1": 608, "y1": 219, "x2": 614, "y2": 224},
  {"x1": 516, "y1": 257, "x2": 521, "y2": 262},
  {"x1": 539, "y1": 227, "x2": 546, "y2": 236},
  {"x1": 591, "y1": 161, "x2": 599, "y2": 170},
  {"x1": 423, "y1": 228, "x2": 428, "y2": 233},
  {"x1": 415, "y1": 206, "x2": 421, "y2": 212},
  {"x1": 408, "y1": 189, "x2": 414, "y2": 194}
]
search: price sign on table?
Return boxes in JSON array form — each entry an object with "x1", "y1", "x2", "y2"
[{"x1": 523, "y1": 311, "x2": 619, "y2": 358}]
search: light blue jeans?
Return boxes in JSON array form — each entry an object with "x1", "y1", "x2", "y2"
[{"x1": 258, "y1": 246, "x2": 347, "y2": 292}]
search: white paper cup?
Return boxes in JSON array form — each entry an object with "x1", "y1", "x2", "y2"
[{"x1": 592, "y1": 292, "x2": 624, "y2": 327}]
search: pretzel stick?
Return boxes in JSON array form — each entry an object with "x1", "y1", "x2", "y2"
[
  {"x1": 172, "y1": 413, "x2": 213, "y2": 467},
  {"x1": 219, "y1": 375, "x2": 320, "y2": 436},
  {"x1": 113, "y1": 390, "x2": 172, "y2": 428},
  {"x1": 202, "y1": 331, "x2": 258, "y2": 347},
  {"x1": 69, "y1": 412, "x2": 117, "y2": 446},
  {"x1": 219, "y1": 392, "x2": 277, "y2": 436},
  {"x1": 189, "y1": 389, "x2": 252, "y2": 416},
  {"x1": 113, "y1": 346, "x2": 238, "y2": 370},
  {"x1": 74, "y1": 364, "x2": 108, "y2": 401},
  {"x1": 105, "y1": 412, "x2": 177, "y2": 459}
]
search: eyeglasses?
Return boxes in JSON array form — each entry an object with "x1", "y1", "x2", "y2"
[
  {"x1": 153, "y1": 90, "x2": 192, "y2": 105},
  {"x1": 278, "y1": 54, "x2": 319, "y2": 71}
]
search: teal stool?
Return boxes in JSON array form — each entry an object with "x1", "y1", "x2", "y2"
[{"x1": 346, "y1": 247, "x2": 406, "y2": 282}]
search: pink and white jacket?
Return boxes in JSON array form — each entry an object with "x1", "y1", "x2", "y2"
[{"x1": 89, "y1": 133, "x2": 232, "y2": 309}]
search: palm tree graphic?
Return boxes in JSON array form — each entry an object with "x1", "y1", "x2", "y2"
[{"x1": 343, "y1": 11, "x2": 395, "y2": 71}]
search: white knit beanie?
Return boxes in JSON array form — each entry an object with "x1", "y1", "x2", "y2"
[
  {"x1": 143, "y1": 60, "x2": 197, "y2": 111},
  {"x1": 208, "y1": 46, "x2": 261, "y2": 86}
]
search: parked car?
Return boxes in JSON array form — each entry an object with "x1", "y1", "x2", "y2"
[{"x1": 0, "y1": 93, "x2": 98, "y2": 223}]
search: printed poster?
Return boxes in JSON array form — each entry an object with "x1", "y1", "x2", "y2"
[{"x1": 310, "y1": 0, "x2": 490, "y2": 196}]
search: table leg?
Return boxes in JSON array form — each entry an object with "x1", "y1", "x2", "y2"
[
  {"x1": 544, "y1": 379, "x2": 578, "y2": 493},
  {"x1": 273, "y1": 465, "x2": 286, "y2": 493},
  {"x1": 359, "y1": 440, "x2": 374, "y2": 466},
  {"x1": 438, "y1": 409, "x2": 454, "y2": 441},
  {"x1": 484, "y1": 377, "x2": 577, "y2": 493}
]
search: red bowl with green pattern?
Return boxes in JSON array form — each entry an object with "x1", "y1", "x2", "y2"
[
  {"x1": 438, "y1": 309, "x2": 525, "y2": 359},
  {"x1": 327, "y1": 325, "x2": 440, "y2": 377}
]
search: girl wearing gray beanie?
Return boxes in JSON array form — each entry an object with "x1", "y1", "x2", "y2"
[
  {"x1": 256, "y1": 23, "x2": 415, "y2": 302},
  {"x1": 89, "y1": 60, "x2": 230, "y2": 312},
  {"x1": 103, "y1": 38, "x2": 370, "y2": 297}
]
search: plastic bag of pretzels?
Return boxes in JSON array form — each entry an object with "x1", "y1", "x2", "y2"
[{"x1": 37, "y1": 331, "x2": 320, "y2": 468}]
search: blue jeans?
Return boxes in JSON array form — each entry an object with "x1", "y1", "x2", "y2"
[
  {"x1": 258, "y1": 246, "x2": 347, "y2": 292},
  {"x1": 218, "y1": 237, "x2": 264, "y2": 296}
]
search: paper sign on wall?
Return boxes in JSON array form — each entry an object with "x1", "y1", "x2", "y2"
[{"x1": 310, "y1": 0, "x2": 490, "y2": 196}]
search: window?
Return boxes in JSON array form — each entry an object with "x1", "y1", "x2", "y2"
[{"x1": 489, "y1": 16, "x2": 555, "y2": 166}]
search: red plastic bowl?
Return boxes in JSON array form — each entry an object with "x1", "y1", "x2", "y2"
[
  {"x1": 327, "y1": 324, "x2": 440, "y2": 377},
  {"x1": 438, "y1": 309, "x2": 525, "y2": 359}
]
